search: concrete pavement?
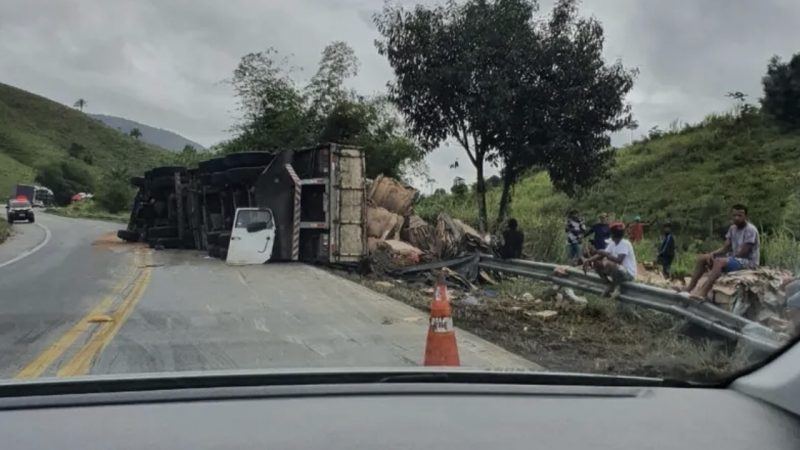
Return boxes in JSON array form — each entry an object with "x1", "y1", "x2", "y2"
[{"x1": 0, "y1": 213, "x2": 538, "y2": 380}]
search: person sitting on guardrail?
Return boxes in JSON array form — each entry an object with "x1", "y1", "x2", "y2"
[
  {"x1": 684, "y1": 204, "x2": 760, "y2": 300},
  {"x1": 582, "y1": 223, "x2": 638, "y2": 298}
]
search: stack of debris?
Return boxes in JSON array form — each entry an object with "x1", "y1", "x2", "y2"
[
  {"x1": 709, "y1": 268, "x2": 795, "y2": 333},
  {"x1": 366, "y1": 175, "x2": 491, "y2": 273}
]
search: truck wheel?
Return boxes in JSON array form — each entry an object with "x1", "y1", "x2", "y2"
[
  {"x1": 6, "y1": 216, "x2": 12, "y2": 223},
  {"x1": 198, "y1": 158, "x2": 226, "y2": 174},
  {"x1": 130, "y1": 176, "x2": 146, "y2": 188},
  {"x1": 28, "y1": 215, "x2": 35, "y2": 223},
  {"x1": 147, "y1": 166, "x2": 187, "y2": 179},
  {"x1": 220, "y1": 247, "x2": 228, "y2": 260},
  {"x1": 218, "y1": 232, "x2": 232, "y2": 248},
  {"x1": 224, "y1": 152, "x2": 274, "y2": 168},
  {"x1": 147, "y1": 225, "x2": 178, "y2": 239},
  {"x1": 117, "y1": 229, "x2": 140, "y2": 242},
  {"x1": 207, "y1": 244, "x2": 220, "y2": 258},
  {"x1": 206, "y1": 231, "x2": 220, "y2": 246},
  {"x1": 155, "y1": 237, "x2": 182, "y2": 249},
  {"x1": 210, "y1": 172, "x2": 228, "y2": 188},
  {"x1": 226, "y1": 166, "x2": 267, "y2": 185}
]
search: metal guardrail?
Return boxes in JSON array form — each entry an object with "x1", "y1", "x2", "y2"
[{"x1": 478, "y1": 256, "x2": 786, "y2": 356}]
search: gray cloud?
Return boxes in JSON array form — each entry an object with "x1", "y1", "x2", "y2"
[{"x1": 2, "y1": 0, "x2": 799, "y2": 190}]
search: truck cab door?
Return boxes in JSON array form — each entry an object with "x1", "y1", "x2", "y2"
[{"x1": 226, "y1": 207, "x2": 275, "y2": 265}]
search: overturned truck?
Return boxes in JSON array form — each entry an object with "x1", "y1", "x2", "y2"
[{"x1": 118, "y1": 143, "x2": 367, "y2": 264}]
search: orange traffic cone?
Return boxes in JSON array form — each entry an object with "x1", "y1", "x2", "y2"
[{"x1": 424, "y1": 272, "x2": 460, "y2": 366}]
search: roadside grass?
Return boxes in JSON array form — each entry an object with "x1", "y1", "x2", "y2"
[
  {"x1": 47, "y1": 200, "x2": 128, "y2": 223},
  {"x1": 353, "y1": 273, "x2": 748, "y2": 381},
  {"x1": 417, "y1": 111, "x2": 800, "y2": 272},
  {"x1": 0, "y1": 217, "x2": 9, "y2": 244}
]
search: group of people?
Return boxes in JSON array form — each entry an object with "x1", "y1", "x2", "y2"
[
  {"x1": 562, "y1": 204, "x2": 760, "y2": 299},
  {"x1": 499, "y1": 203, "x2": 760, "y2": 300}
]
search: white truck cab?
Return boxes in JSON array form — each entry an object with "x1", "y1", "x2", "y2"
[{"x1": 225, "y1": 207, "x2": 275, "y2": 265}]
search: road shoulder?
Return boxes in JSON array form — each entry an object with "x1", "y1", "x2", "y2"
[{"x1": 0, "y1": 220, "x2": 49, "y2": 268}]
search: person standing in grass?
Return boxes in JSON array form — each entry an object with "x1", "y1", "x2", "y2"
[
  {"x1": 657, "y1": 222, "x2": 676, "y2": 277},
  {"x1": 586, "y1": 212, "x2": 611, "y2": 252},
  {"x1": 582, "y1": 223, "x2": 637, "y2": 297},
  {"x1": 685, "y1": 204, "x2": 760, "y2": 300},
  {"x1": 565, "y1": 209, "x2": 586, "y2": 264},
  {"x1": 628, "y1": 215, "x2": 647, "y2": 243},
  {"x1": 500, "y1": 218, "x2": 524, "y2": 259}
]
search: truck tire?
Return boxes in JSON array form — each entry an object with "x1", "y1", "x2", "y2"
[
  {"x1": 149, "y1": 176, "x2": 176, "y2": 190},
  {"x1": 224, "y1": 152, "x2": 273, "y2": 168},
  {"x1": 28, "y1": 215, "x2": 35, "y2": 223},
  {"x1": 130, "y1": 176, "x2": 146, "y2": 188},
  {"x1": 198, "y1": 158, "x2": 226, "y2": 174},
  {"x1": 206, "y1": 231, "x2": 220, "y2": 246},
  {"x1": 6, "y1": 215, "x2": 12, "y2": 224},
  {"x1": 210, "y1": 172, "x2": 228, "y2": 188},
  {"x1": 147, "y1": 225, "x2": 178, "y2": 239},
  {"x1": 152, "y1": 237, "x2": 182, "y2": 249},
  {"x1": 207, "y1": 244, "x2": 220, "y2": 258},
  {"x1": 218, "y1": 232, "x2": 231, "y2": 248},
  {"x1": 117, "y1": 229, "x2": 140, "y2": 242},
  {"x1": 220, "y1": 247, "x2": 228, "y2": 260},
  {"x1": 225, "y1": 166, "x2": 266, "y2": 185},
  {"x1": 147, "y1": 166, "x2": 187, "y2": 179}
]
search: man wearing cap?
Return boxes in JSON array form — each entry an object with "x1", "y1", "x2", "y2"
[{"x1": 583, "y1": 222, "x2": 638, "y2": 297}]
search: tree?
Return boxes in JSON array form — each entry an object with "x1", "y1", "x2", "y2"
[
  {"x1": 451, "y1": 177, "x2": 468, "y2": 196},
  {"x1": 306, "y1": 41, "x2": 360, "y2": 120},
  {"x1": 224, "y1": 42, "x2": 425, "y2": 179},
  {"x1": 375, "y1": 0, "x2": 633, "y2": 230},
  {"x1": 73, "y1": 98, "x2": 87, "y2": 111},
  {"x1": 761, "y1": 52, "x2": 800, "y2": 129},
  {"x1": 493, "y1": 0, "x2": 635, "y2": 221},
  {"x1": 129, "y1": 128, "x2": 142, "y2": 140},
  {"x1": 35, "y1": 160, "x2": 95, "y2": 205},
  {"x1": 177, "y1": 144, "x2": 203, "y2": 167}
]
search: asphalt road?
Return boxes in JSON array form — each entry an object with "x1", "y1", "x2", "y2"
[{"x1": 0, "y1": 213, "x2": 537, "y2": 380}]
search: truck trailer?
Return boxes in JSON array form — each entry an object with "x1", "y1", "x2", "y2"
[{"x1": 118, "y1": 143, "x2": 367, "y2": 265}]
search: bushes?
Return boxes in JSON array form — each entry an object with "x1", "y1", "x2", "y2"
[
  {"x1": 95, "y1": 179, "x2": 133, "y2": 213},
  {"x1": 35, "y1": 160, "x2": 95, "y2": 205}
]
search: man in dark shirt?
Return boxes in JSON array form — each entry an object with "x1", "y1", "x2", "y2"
[
  {"x1": 657, "y1": 222, "x2": 676, "y2": 277},
  {"x1": 500, "y1": 218, "x2": 524, "y2": 259},
  {"x1": 586, "y1": 213, "x2": 610, "y2": 251}
]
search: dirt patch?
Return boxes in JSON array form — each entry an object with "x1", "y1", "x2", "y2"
[
  {"x1": 342, "y1": 272, "x2": 752, "y2": 382},
  {"x1": 92, "y1": 232, "x2": 146, "y2": 251}
]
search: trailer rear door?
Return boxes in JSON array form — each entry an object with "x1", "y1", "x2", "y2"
[{"x1": 330, "y1": 146, "x2": 366, "y2": 263}]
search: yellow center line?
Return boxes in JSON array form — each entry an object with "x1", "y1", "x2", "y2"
[
  {"x1": 14, "y1": 252, "x2": 140, "y2": 379},
  {"x1": 57, "y1": 251, "x2": 153, "y2": 377}
]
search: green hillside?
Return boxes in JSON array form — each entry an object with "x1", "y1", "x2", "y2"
[
  {"x1": 0, "y1": 82, "x2": 174, "y2": 198},
  {"x1": 418, "y1": 110, "x2": 800, "y2": 269}
]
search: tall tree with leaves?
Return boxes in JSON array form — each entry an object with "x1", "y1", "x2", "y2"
[
  {"x1": 494, "y1": 0, "x2": 635, "y2": 221},
  {"x1": 73, "y1": 98, "x2": 87, "y2": 111},
  {"x1": 376, "y1": 0, "x2": 634, "y2": 229},
  {"x1": 306, "y1": 41, "x2": 360, "y2": 119},
  {"x1": 129, "y1": 128, "x2": 142, "y2": 140},
  {"x1": 761, "y1": 52, "x2": 800, "y2": 130}
]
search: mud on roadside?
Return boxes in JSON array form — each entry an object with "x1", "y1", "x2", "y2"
[{"x1": 342, "y1": 272, "x2": 752, "y2": 382}]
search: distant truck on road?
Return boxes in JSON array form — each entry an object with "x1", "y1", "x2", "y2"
[{"x1": 13, "y1": 184, "x2": 54, "y2": 207}]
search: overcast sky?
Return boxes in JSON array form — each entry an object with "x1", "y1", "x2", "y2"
[{"x1": 2, "y1": 0, "x2": 799, "y2": 191}]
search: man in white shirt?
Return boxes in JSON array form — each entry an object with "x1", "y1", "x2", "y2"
[{"x1": 582, "y1": 222, "x2": 637, "y2": 297}]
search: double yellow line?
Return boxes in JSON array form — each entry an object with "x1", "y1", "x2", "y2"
[{"x1": 15, "y1": 250, "x2": 154, "y2": 379}]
